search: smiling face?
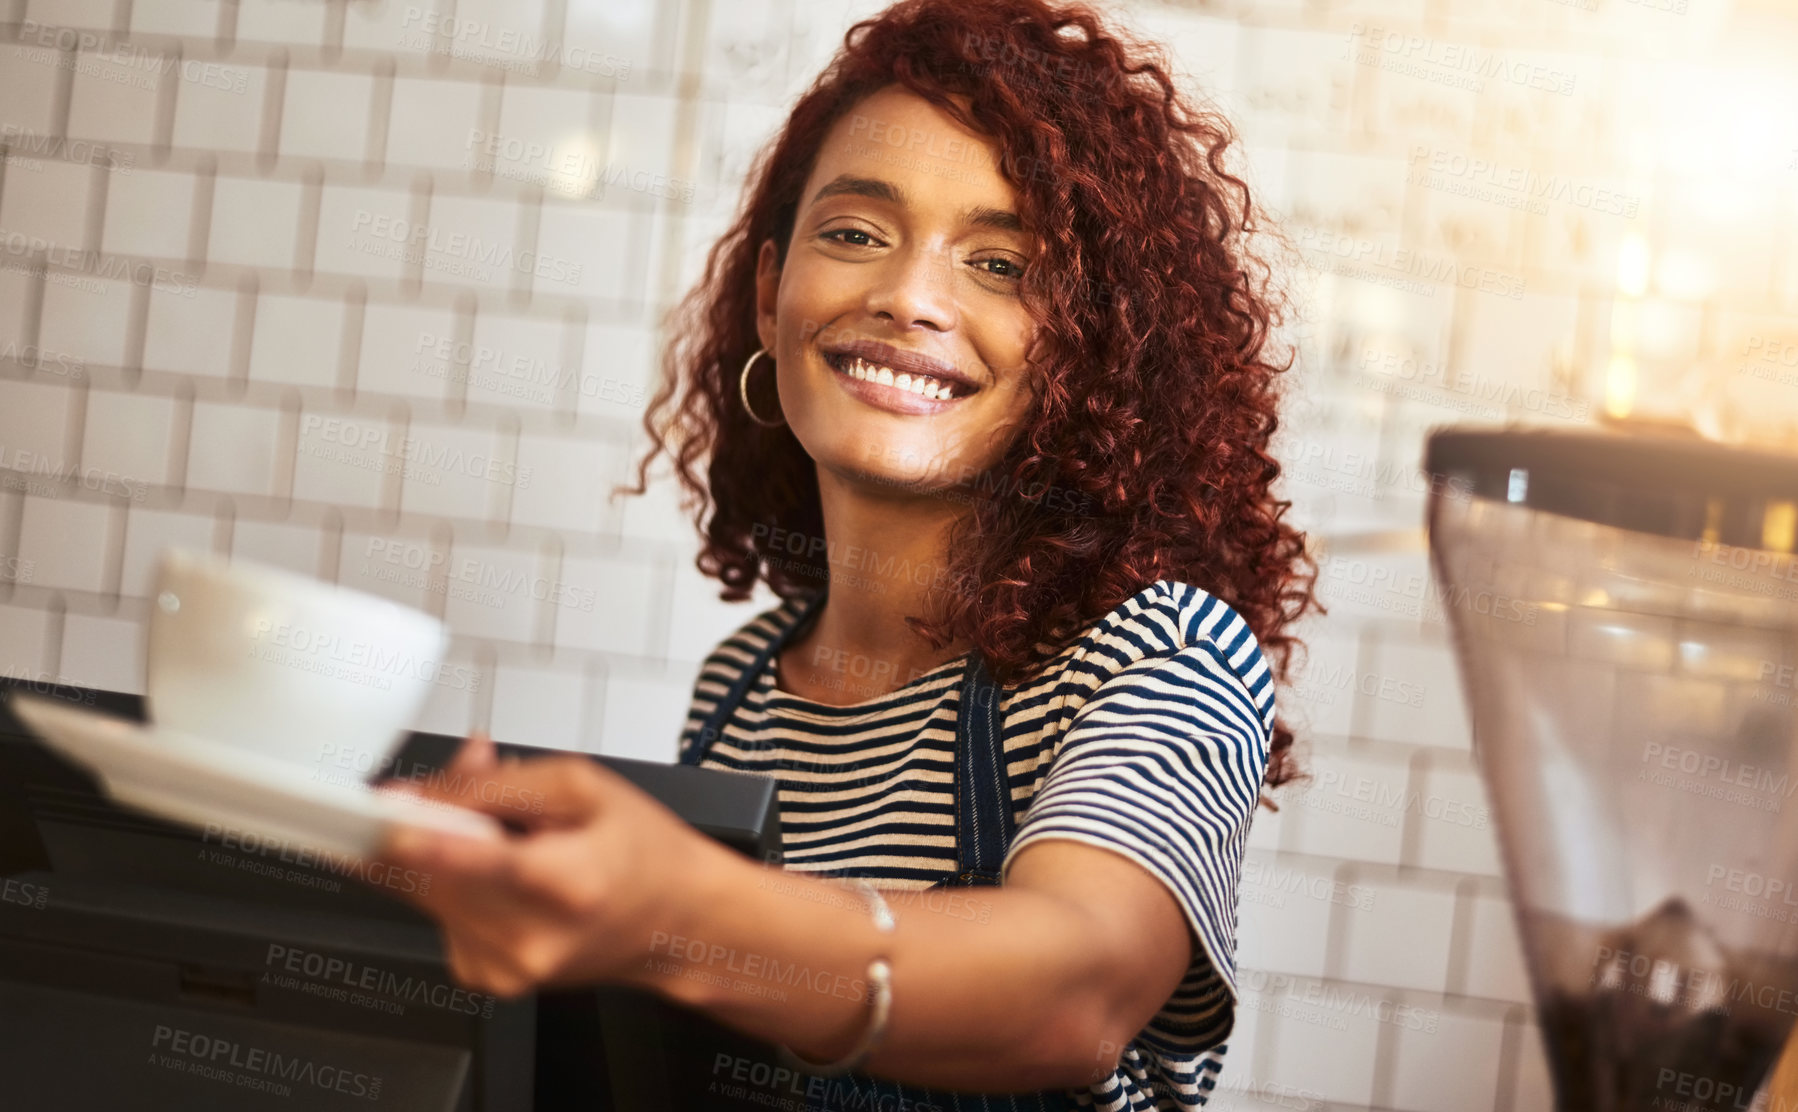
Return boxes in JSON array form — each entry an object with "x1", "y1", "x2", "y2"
[{"x1": 754, "y1": 84, "x2": 1039, "y2": 499}]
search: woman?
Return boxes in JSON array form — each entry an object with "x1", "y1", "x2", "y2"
[{"x1": 377, "y1": 0, "x2": 1319, "y2": 1107}]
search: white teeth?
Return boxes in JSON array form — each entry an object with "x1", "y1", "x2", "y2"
[{"x1": 836, "y1": 354, "x2": 958, "y2": 399}]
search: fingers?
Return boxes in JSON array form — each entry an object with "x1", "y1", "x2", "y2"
[
  {"x1": 380, "y1": 821, "x2": 513, "y2": 883},
  {"x1": 396, "y1": 742, "x2": 564, "y2": 825},
  {"x1": 474, "y1": 756, "x2": 613, "y2": 822},
  {"x1": 377, "y1": 821, "x2": 598, "y2": 918},
  {"x1": 450, "y1": 729, "x2": 498, "y2": 774},
  {"x1": 439, "y1": 923, "x2": 537, "y2": 999},
  {"x1": 371, "y1": 823, "x2": 603, "y2": 995},
  {"x1": 423, "y1": 753, "x2": 618, "y2": 825}
]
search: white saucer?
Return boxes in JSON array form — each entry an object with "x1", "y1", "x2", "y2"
[{"x1": 7, "y1": 691, "x2": 501, "y2": 861}]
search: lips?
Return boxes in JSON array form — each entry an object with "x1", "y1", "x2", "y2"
[{"x1": 820, "y1": 339, "x2": 979, "y2": 399}]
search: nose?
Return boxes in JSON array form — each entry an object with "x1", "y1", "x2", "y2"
[{"x1": 864, "y1": 243, "x2": 956, "y2": 331}]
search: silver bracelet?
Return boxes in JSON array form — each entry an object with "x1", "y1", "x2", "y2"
[{"x1": 777, "y1": 877, "x2": 895, "y2": 1077}]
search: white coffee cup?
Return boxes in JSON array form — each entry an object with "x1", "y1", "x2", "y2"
[{"x1": 145, "y1": 548, "x2": 450, "y2": 771}]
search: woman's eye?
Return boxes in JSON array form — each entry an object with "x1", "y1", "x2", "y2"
[
  {"x1": 822, "y1": 229, "x2": 878, "y2": 247},
  {"x1": 974, "y1": 256, "x2": 1026, "y2": 280}
]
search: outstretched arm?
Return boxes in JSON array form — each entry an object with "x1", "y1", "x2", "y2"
[{"x1": 375, "y1": 735, "x2": 1192, "y2": 1092}]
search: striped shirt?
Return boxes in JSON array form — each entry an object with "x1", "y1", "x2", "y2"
[{"x1": 679, "y1": 580, "x2": 1275, "y2": 1110}]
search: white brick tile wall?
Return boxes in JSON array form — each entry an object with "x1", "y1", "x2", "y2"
[
  {"x1": 550, "y1": 554, "x2": 659, "y2": 656},
  {"x1": 1263, "y1": 978, "x2": 1382, "y2": 1106},
  {"x1": 697, "y1": 0, "x2": 805, "y2": 109},
  {"x1": 229, "y1": 516, "x2": 330, "y2": 579},
  {"x1": 489, "y1": 660, "x2": 589, "y2": 752},
  {"x1": 59, "y1": 611, "x2": 143, "y2": 695},
  {"x1": 1410, "y1": 760, "x2": 1503, "y2": 876},
  {"x1": 560, "y1": 0, "x2": 665, "y2": 77},
  {"x1": 409, "y1": 641, "x2": 485, "y2": 738},
  {"x1": 1370, "y1": 77, "x2": 1477, "y2": 156},
  {"x1": 1135, "y1": 10, "x2": 1241, "y2": 93},
  {"x1": 387, "y1": 77, "x2": 485, "y2": 172},
  {"x1": 357, "y1": 300, "x2": 456, "y2": 401},
  {"x1": 66, "y1": 52, "x2": 165, "y2": 148},
  {"x1": 341, "y1": 0, "x2": 421, "y2": 55},
  {"x1": 81, "y1": 388, "x2": 177, "y2": 490},
  {"x1": 395, "y1": 418, "x2": 508, "y2": 520},
  {"x1": 0, "y1": 379, "x2": 76, "y2": 468},
  {"x1": 510, "y1": 433, "x2": 620, "y2": 534},
  {"x1": 575, "y1": 320, "x2": 654, "y2": 422},
  {"x1": 1364, "y1": 634, "x2": 1476, "y2": 749},
  {"x1": 598, "y1": 671, "x2": 696, "y2": 764},
  {"x1": 3, "y1": 491, "x2": 26, "y2": 568},
  {"x1": 699, "y1": 96, "x2": 788, "y2": 202},
  {"x1": 292, "y1": 407, "x2": 397, "y2": 511},
  {"x1": 248, "y1": 292, "x2": 344, "y2": 389},
  {"x1": 1283, "y1": 630, "x2": 1360, "y2": 737},
  {"x1": 101, "y1": 169, "x2": 199, "y2": 261},
  {"x1": 1234, "y1": 27, "x2": 1354, "y2": 147},
  {"x1": 616, "y1": 455, "x2": 698, "y2": 547},
  {"x1": 440, "y1": 539, "x2": 544, "y2": 643},
  {"x1": 0, "y1": 160, "x2": 96, "y2": 250},
  {"x1": 17, "y1": 495, "x2": 114, "y2": 593},
  {"x1": 119, "y1": 506, "x2": 220, "y2": 598},
  {"x1": 0, "y1": 44, "x2": 60, "y2": 139},
  {"x1": 130, "y1": 0, "x2": 223, "y2": 37},
  {"x1": 23, "y1": 0, "x2": 113, "y2": 27},
  {"x1": 0, "y1": 270, "x2": 30, "y2": 352},
  {"x1": 186, "y1": 399, "x2": 283, "y2": 497},
  {"x1": 280, "y1": 69, "x2": 377, "y2": 164},
  {"x1": 236, "y1": 0, "x2": 328, "y2": 46},
  {"x1": 1244, "y1": 794, "x2": 1286, "y2": 853},
  {"x1": 463, "y1": 310, "x2": 568, "y2": 411},
  {"x1": 533, "y1": 202, "x2": 636, "y2": 301},
  {"x1": 444, "y1": 0, "x2": 550, "y2": 73},
  {"x1": 607, "y1": 92, "x2": 681, "y2": 181},
  {"x1": 1460, "y1": 892, "x2": 1533, "y2": 1005},
  {"x1": 36, "y1": 279, "x2": 136, "y2": 370},
  {"x1": 171, "y1": 64, "x2": 271, "y2": 153},
  {"x1": 1339, "y1": 880, "x2": 1457, "y2": 993},
  {"x1": 1506, "y1": 1016, "x2": 1557, "y2": 1112},
  {"x1": 420, "y1": 193, "x2": 523, "y2": 291},
  {"x1": 493, "y1": 86, "x2": 598, "y2": 171},
  {"x1": 1280, "y1": 747, "x2": 1409, "y2": 865},
  {"x1": 315, "y1": 183, "x2": 413, "y2": 282},
  {"x1": 1385, "y1": 1010, "x2": 1505, "y2": 1112},
  {"x1": 208, "y1": 176, "x2": 306, "y2": 270},
  {"x1": 664, "y1": 574, "x2": 778, "y2": 663},
  {"x1": 1235, "y1": 855, "x2": 1336, "y2": 980},
  {"x1": 142, "y1": 285, "x2": 240, "y2": 378},
  {"x1": 0, "y1": 602, "x2": 54, "y2": 678},
  {"x1": 337, "y1": 529, "x2": 443, "y2": 614}
]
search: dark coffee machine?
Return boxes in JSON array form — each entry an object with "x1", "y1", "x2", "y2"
[{"x1": 1427, "y1": 427, "x2": 1798, "y2": 1112}]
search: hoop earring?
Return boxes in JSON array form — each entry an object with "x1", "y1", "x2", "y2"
[{"x1": 738, "y1": 347, "x2": 786, "y2": 428}]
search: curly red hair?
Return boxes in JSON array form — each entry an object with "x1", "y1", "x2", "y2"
[{"x1": 616, "y1": 0, "x2": 1321, "y2": 792}]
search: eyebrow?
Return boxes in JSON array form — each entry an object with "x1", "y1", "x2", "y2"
[{"x1": 808, "y1": 174, "x2": 1024, "y2": 234}]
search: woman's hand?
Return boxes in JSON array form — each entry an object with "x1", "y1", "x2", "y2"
[{"x1": 370, "y1": 733, "x2": 731, "y2": 998}]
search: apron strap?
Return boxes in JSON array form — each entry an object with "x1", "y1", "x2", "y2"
[
  {"x1": 944, "y1": 648, "x2": 1015, "y2": 887},
  {"x1": 680, "y1": 589, "x2": 828, "y2": 767}
]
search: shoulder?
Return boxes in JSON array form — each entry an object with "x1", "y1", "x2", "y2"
[{"x1": 1069, "y1": 579, "x2": 1275, "y2": 734}]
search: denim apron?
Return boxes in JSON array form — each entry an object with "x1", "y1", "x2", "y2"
[{"x1": 682, "y1": 590, "x2": 1076, "y2": 1112}]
